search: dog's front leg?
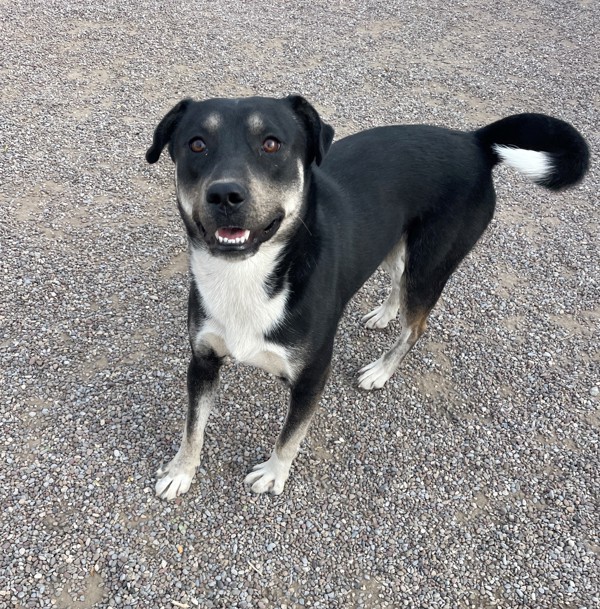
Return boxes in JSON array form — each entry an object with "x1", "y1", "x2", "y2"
[
  {"x1": 156, "y1": 350, "x2": 222, "y2": 500},
  {"x1": 245, "y1": 348, "x2": 332, "y2": 495}
]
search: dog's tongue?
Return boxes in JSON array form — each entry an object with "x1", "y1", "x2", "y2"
[{"x1": 217, "y1": 227, "x2": 247, "y2": 240}]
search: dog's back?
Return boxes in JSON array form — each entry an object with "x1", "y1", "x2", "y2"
[{"x1": 317, "y1": 114, "x2": 588, "y2": 390}]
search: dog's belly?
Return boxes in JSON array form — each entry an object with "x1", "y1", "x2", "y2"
[{"x1": 197, "y1": 323, "x2": 294, "y2": 380}]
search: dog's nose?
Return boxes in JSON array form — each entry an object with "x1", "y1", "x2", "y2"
[{"x1": 206, "y1": 182, "x2": 247, "y2": 207}]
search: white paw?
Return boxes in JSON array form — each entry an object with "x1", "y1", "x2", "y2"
[
  {"x1": 358, "y1": 356, "x2": 394, "y2": 390},
  {"x1": 155, "y1": 454, "x2": 197, "y2": 500},
  {"x1": 362, "y1": 303, "x2": 398, "y2": 329},
  {"x1": 244, "y1": 451, "x2": 291, "y2": 495}
]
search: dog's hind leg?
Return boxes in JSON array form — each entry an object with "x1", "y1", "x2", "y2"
[
  {"x1": 357, "y1": 232, "x2": 459, "y2": 390},
  {"x1": 358, "y1": 188, "x2": 496, "y2": 391},
  {"x1": 362, "y1": 237, "x2": 407, "y2": 329},
  {"x1": 358, "y1": 311, "x2": 428, "y2": 390}
]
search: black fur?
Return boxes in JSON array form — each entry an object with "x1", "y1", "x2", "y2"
[
  {"x1": 476, "y1": 113, "x2": 590, "y2": 189},
  {"x1": 146, "y1": 99, "x2": 191, "y2": 163},
  {"x1": 147, "y1": 96, "x2": 589, "y2": 499}
]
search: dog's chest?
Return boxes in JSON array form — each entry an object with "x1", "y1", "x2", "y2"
[{"x1": 190, "y1": 246, "x2": 294, "y2": 378}]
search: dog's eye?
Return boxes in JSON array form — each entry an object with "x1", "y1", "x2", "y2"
[
  {"x1": 262, "y1": 137, "x2": 281, "y2": 154},
  {"x1": 189, "y1": 138, "x2": 207, "y2": 153}
]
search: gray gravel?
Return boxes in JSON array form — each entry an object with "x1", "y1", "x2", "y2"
[{"x1": 1, "y1": 1, "x2": 598, "y2": 608}]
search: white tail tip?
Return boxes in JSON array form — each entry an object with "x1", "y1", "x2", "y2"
[{"x1": 493, "y1": 144, "x2": 554, "y2": 182}]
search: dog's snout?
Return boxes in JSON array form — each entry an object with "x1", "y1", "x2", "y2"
[{"x1": 206, "y1": 182, "x2": 247, "y2": 207}]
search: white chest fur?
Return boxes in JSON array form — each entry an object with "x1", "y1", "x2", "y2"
[{"x1": 190, "y1": 244, "x2": 294, "y2": 379}]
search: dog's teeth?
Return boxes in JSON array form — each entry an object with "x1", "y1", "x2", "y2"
[{"x1": 215, "y1": 229, "x2": 251, "y2": 245}]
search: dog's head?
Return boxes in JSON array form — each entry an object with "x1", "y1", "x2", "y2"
[{"x1": 146, "y1": 95, "x2": 334, "y2": 259}]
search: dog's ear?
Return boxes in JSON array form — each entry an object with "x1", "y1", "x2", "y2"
[
  {"x1": 146, "y1": 99, "x2": 192, "y2": 164},
  {"x1": 286, "y1": 95, "x2": 334, "y2": 166}
]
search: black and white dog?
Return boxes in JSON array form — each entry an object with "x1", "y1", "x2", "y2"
[{"x1": 146, "y1": 95, "x2": 589, "y2": 500}]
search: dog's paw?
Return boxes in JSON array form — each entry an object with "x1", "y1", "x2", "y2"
[
  {"x1": 244, "y1": 452, "x2": 290, "y2": 495},
  {"x1": 155, "y1": 456, "x2": 197, "y2": 500},
  {"x1": 362, "y1": 303, "x2": 397, "y2": 329},
  {"x1": 358, "y1": 356, "x2": 394, "y2": 390}
]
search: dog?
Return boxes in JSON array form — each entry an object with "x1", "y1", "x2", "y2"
[{"x1": 145, "y1": 95, "x2": 589, "y2": 500}]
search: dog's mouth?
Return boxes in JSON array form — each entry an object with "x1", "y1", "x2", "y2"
[
  {"x1": 206, "y1": 214, "x2": 284, "y2": 255},
  {"x1": 215, "y1": 227, "x2": 252, "y2": 246}
]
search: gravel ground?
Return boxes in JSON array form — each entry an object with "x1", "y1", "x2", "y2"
[{"x1": 1, "y1": 1, "x2": 598, "y2": 608}]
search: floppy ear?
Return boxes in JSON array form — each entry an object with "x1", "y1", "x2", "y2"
[
  {"x1": 286, "y1": 95, "x2": 334, "y2": 166},
  {"x1": 146, "y1": 99, "x2": 192, "y2": 164}
]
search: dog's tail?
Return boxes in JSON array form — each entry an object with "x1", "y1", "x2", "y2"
[{"x1": 475, "y1": 113, "x2": 589, "y2": 190}]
